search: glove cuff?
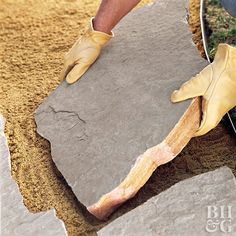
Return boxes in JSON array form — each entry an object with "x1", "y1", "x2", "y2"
[
  {"x1": 215, "y1": 44, "x2": 236, "y2": 72},
  {"x1": 88, "y1": 17, "x2": 114, "y2": 46}
]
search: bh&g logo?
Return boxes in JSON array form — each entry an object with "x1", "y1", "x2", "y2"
[{"x1": 205, "y1": 206, "x2": 232, "y2": 233}]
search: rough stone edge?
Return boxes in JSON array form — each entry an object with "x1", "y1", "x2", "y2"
[{"x1": 0, "y1": 113, "x2": 68, "y2": 236}]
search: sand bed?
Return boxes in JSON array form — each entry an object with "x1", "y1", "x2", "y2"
[{"x1": 0, "y1": 0, "x2": 235, "y2": 235}]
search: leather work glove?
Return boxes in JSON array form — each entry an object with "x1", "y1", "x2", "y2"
[
  {"x1": 62, "y1": 17, "x2": 114, "y2": 84},
  {"x1": 171, "y1": 43, "x2": 236, "y2": 136}
]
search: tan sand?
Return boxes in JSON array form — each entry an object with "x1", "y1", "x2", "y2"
[{"x1": 0, "y1": 0, "x2": 235, "y2": 235}]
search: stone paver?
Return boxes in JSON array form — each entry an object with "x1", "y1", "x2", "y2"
[
  {"x1": 35, "y1": 0, "x2": 207, "y2": 208},
  {"x1": 0, "y1": 115, "x2": 67, "y2": 236},
  {"x1": 98, "y1": 167, "x2": 236, "y2": 236}
]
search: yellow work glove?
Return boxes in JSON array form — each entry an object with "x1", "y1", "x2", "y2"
[
  {"x1": 62, "y1": 17, "x2": 114, "y2": 84},
  {"x1": 171, "y1": 43, "x2": 236, "y2": 136}
]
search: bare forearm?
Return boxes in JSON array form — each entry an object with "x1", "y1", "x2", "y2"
[{"x1": 93, "y1": 0, "x2": 142, "y2": 33}]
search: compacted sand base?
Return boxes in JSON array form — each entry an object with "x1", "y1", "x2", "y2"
[{"x1": 1, "y1": 0, "x2": 235, "y2": 235}]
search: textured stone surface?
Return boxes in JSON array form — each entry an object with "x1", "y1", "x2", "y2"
[
  {"x1": 35, "y1": 0, "x2": 207, "y2": 208},
  {"x1": 0, "y1": 115, "x2": 67, "y2": 236},
  {"x1": 98, "y1": 167, "x2": 236, "y2": 236}
]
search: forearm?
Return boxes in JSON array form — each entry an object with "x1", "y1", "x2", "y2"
[{"x1": 93, "y1": 0, "x2": 142, "y2": 33}]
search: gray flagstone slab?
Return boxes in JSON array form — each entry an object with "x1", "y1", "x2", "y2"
[
  {"x1": 35, "y1": 0, "x2": 207, "y2": 207},
  {"x1": 0, "y1": 115, "x2": 67, "y2": 236}
]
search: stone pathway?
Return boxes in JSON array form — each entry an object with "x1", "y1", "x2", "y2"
[{"x1": 1, "y1": 0, "x2": 235, "y2": 234}]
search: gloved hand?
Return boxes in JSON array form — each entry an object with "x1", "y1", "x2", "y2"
[
  {"x1": 62, "y1": 17, "x2": 114, "y2": 84},
  {"x1": 171, "y1": 43, "x2": 236, "y2": 136}
]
